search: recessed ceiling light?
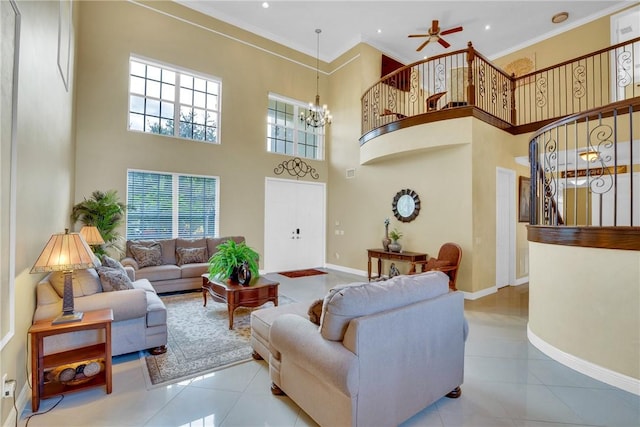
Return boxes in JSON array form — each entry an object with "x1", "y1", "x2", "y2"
[
  {"x1": 552, "y1": 12, "x2": 569, "y2": 24},
  {"x1": 377, "y1": 29, "x2": 382, "y2": 34},
  {"x1": 262, "y1": 2, "x2": 269, "y2": 9},
  {"x1": 485, "y1": 24, "x2": 491, "y2": 30}
]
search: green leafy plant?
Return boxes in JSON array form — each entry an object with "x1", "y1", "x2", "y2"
[
  {"x1": 208, "y1": 239, "x2": 260, "y2": 280},
  {"x1": 71, "y1": 190, "x2": 126, "y2": 256},
  {"x1": 389, "y1": 228, "x2": 403, "y2": 241}
]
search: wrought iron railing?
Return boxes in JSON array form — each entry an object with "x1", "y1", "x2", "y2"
[
  {"x1": 528, "y1": 98, "x2": 639, "y2": 228},
  {"x1": 360, "y1": 37, "x2": 640, "y2": 138}
]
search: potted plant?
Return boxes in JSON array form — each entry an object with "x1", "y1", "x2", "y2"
[
  {"x1": 71, "y1": 190, "x2": 127, "y2": 257},
  {"x1": 208, "y1": 239, "x2": 260, "y2": 284},
  {"x1": 388, "y1": 228, "x2": 403, "y2": 252}
]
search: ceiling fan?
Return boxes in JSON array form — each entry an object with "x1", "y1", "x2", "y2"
[{"x1": 408, "y1": 20, "x2": 463, "y2": 51}]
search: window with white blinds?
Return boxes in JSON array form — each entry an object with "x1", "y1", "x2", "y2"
[{"x1": 126, "y1": 170, "x2": 219, "y2": 240}]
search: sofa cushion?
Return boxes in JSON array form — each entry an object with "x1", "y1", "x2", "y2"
[
  {"x1": 180, "y1": 262, "x2": 209, "y2": 279},
  {"x1": 320, "y1": 272, "x2": 450, "y2": 341},
  {"x1": 130, "y1": 243, "x2": 163, "y2": 268},
  {"x1": 134, "y1": 264, "x2": 181, "y2": 282},
  {"x1": 176, "y1": 246, "x2": 207, "y2": 266},
  {"x1": 206, "y1": 236, "x2": 245, "y2": 259},
  {"x1": 101, "y1": 255, "x2": 127, "y2": 274},
  {"x1": 131, "y1": 278, "x2": 157, "y2": 293},
  {"x1": 176, "y1": 238, "x2": 207, "y2": 257},
  {"x1": 49, "y1": 268, "x2": 102, "y2": 298},
  {"x1": 97, "y1": 267, "x2": 135, "y2": 292}
]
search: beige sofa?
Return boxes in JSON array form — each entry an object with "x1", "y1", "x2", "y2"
[
  {"x1": 34, "y1": 267, "x2": 167, "y2": 356},
  {"x1": 251, "y1": 271, "x2": 468, "y2": 427},
  {"x1": 121, "y1": 236, "x2": 245, "y2": 293}
]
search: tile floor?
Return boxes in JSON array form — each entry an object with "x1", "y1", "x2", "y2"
[{"x1": 20, "y1": 269, "x2": 640, "y2": 427}]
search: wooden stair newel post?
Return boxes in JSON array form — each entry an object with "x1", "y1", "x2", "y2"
[{"x1": 466, "y1": 42, "x2": 475, "y2": 106}]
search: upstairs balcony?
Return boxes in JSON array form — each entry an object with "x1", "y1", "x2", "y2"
[{"x1": 360, "y1": 38, "x2": 640, "y2": 144}]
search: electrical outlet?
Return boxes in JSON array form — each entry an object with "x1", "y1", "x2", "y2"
[{"x1": 2, "y1": 374, "x2": 16, "y2": 399}]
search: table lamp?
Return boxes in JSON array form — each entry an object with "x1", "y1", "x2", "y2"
[
  {"x1": 79, "y1": 225, "x2": 105, "y2": 247},
  {"x1": 30, "y1": 229, "x2": 98, "y2": 324}
]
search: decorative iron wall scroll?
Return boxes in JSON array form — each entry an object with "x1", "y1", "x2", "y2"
[{"x1": 274, "y1": 157, "x2": 319, "y2": 180}]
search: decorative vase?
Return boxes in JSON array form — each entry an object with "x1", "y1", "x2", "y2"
[
  {"x1": 237, "y1": 261, "x2": 252, "y2": 286},
  {"x1": 388, "y1": 240, "x2": 402, "y2": 253},
  {"x1": 382, "y1": 223, "x2": 391, "y2": 251}
]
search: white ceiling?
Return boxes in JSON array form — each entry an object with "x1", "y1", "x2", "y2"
[{"x1": 175, "y1": 1, "x2": 630, "y2": 64}]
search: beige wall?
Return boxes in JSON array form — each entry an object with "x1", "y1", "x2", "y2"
[
  {"x1": 0, "y1": 1, "x2": 78, "y2": 424},
  {"x1": 73, "y1": 1, "x2": 330, "y2": 260},
  {"x1": 529, "y1": 242, "x2": 640, "y2": 380}
]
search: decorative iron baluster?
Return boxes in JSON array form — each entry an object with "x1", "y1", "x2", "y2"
[
  {"x1": 409, "y1": 68, "x2": 419, "y2": 103},
  {"x1": 363, "y1": 98, "x2": 369, "y2": 124},
  {"x1": 536, "y1": 76, "x2": 547, "y2": 108},
  {"x1": 573, "y1": 64, "x2": 586, "y2": 99},
  {"x1": 543, "y1": 132, "x2": 558, "y2": 225},
  {"x1": 435, "y1": 63, "x2": 446, "y2": 93},
  {"x1": 478, "y1": 62, "x2": 486, "y2": 99},
  {"x1": 387, "y1": 83, "x2": 397, "y2": 112},
  {"x1": 502, "y1": 80, "x2": 509, "y2": 111},
  {"x1": 616, "y1": 50, "x2": 632, "y2": 88},
  {"x1": 491, "y1": 72, "x2": 498, "y2": 104},
  {"x1": 372, "y1": 86, "x2": 380, "y2": 119},
  {"x1": 586, "y1": 123, "x2": 614, "y2": 195}
]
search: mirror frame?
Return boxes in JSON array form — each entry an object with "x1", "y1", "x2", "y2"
[{"x1": 392, "y1": 189, "x2": 421, "y2": 222}]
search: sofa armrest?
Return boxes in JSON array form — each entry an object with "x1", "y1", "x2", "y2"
[
  {"x1": 270, "y1": 314, "x2": 359, "y2": 396},
  {"x1": 120, "y1": 257, "x2": 139, "y2": 270},
  {"x1": 74, "y1": 288, "x2": 148, "y2": 322},
  {"x1": 124, "y1": 265, "x2": 135, "y2": 281}
]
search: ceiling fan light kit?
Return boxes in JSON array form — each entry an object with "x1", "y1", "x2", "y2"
[{"x1": 408, "y1": 19, "x2": 463, "y2": 51}]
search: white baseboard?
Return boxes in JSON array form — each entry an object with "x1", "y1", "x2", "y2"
[
  {"x1": 462, "y1": 286, "x2": 497, "y2": 300},
  {"x1": 323, "y1": 263, "x2": 366, "y2": 277},
  {"x1": 528, "y1": 324, "x2": 640, "y2": 396},
  {"x1": 514, "y1": 276, "x2": 529, "y2": 286}
]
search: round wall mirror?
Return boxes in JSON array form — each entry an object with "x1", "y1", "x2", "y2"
[{"x1": 392, "y1": 189, "x2": 421, "y2": 222}]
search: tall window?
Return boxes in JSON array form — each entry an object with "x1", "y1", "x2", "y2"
[
  {"x1": 126, "y1": 170, "x2": 219, "y2": 240},
  {"x1": 267, "y1": 94, "x2": 323, "y2": 160},
  {"x1": 128, "y1": 56, "x2": 221, "y2": 143}
]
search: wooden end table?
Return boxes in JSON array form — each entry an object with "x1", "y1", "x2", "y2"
[
  {"x1": 28, "y1": 309, "x2": 113, "y2": 412},
  {"x1": 201, "y1": 274, "x2": 279, "y2": 329},
  {"x1": 367, "y1": 248, "x2": 428, "y2": 280}
]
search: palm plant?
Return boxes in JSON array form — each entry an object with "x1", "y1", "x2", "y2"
[
  {"x1": 71, "y1": 190, "x2": 126, "y2": 256},
  {"x1": 208, "y1": 239, "x2": 260, "y2": 281}
]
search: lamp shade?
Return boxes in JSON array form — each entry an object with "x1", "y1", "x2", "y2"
[
  {"x1": 30, "y1": 229, "x2": 98, "y2": 273},
  {"x1": 79, "y1": 225, "x2": 105, "y2": 246}
]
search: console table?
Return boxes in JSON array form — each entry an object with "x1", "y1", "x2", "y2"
[{"x1": 367, "y1": 249, "x2": 428, "y2": 280}]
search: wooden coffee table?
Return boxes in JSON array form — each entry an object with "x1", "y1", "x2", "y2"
[{"x1": 201, "y1": 274, "x2": 279, "y2": 329}]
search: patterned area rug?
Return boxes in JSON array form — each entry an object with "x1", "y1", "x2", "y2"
[
  {"x1": 142, "y1": 291, "x2": 294, "y2": 388},
  {"x1": 277, "y1": 268, "x2": 328, "y2": 278}
]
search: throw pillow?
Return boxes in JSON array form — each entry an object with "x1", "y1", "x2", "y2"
[
  {"x1": 97, "y1": 266, "x2": 134, "y2": 292},
  {"x1": 101, "y1": 255, "x2": 127, "y2": 274},
  {"x1": 307, "y1": 298, "x2": 323, "y2": 325},
  {"x1": 129, "y1": 243, "x2": 162, "y2": 268},
  {"x1": 176, "y1": 246, "x2": 207, "y2": 266}
]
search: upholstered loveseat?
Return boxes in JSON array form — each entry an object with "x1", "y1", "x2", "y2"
[
  {"x1": 34, "y1": 264, "x2": 167, "y2": 356},
  {"x1": 251, "y1": 271, "x2": 468, "y2": 427},
  {"x1": 121, "y1": 236, "x2": 245, "y2": 293}
]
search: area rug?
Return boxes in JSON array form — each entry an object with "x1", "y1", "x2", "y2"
[
  {"x1": 142, "y1": 291, "x2": 294, "y2": 388},
  {"x1": 277, "y1": 268, "x2": 328, "y2": 278}
]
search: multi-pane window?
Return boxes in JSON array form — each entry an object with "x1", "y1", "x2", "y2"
[
  {"x1": 129, "y1": 56, "x2": 221, "y2": 143},
  {"x1": 126, "y1": 170, "x2": 219, "y2": 240},
  {"x1": 267, "y1": 94, "x2": 323, "y2": 160}
]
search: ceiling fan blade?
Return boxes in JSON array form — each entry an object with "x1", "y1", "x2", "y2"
[
  {"x1": 440, "y1": 26, "x2": 463, "y2": 36},
  {"x1": 408, "y1": 34, "x2": 428, "y2": 38},
  {"x1": 416, "y1": 39, "x2": 431, "y2": 52},
  {"x1": 437, "y1": 37, "x2": 451, "y2": 48},
  {"x1": 431, "y1": 20, "x2": 439, "y2": 34}
]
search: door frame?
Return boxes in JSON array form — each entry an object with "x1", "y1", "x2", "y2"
[
  {"x1": 263, "y1": 177, "x2": 326, "y2": 272},
  {"x1": 496, "y1": 167, "x2": 516, "y2": 288}
]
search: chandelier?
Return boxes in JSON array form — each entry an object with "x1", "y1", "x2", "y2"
[{"x1": 300, "y1": 29, "x2": 332, "y2": 128}]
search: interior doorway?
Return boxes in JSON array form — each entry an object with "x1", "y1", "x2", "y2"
[
  {"x1": 264, "y1": 178, "x2": 326, "y2": 272},
  {"x1": 496, "y1": 167, "x2": 516, "y2": 288}
]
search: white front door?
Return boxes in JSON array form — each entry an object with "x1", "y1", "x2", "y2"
[
  {"x1": 264, "y1": 178, "x2": 326, "y2": 272},
  {"x1": 496, "y1": 168, "x2": 516, "y2": 288}
]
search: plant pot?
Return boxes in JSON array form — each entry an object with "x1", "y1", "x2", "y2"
[{"x1": 388, "y1": 241, "x2": 402, "y2": 252}]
